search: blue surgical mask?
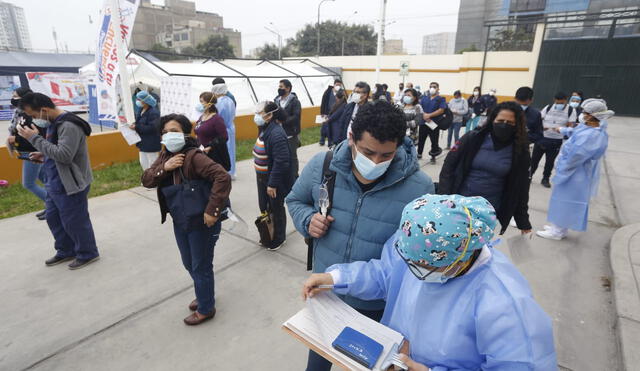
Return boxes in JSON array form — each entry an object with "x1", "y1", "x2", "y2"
[
  {"x1": 195, "y1": 103, "x2": 204, "y2": 113},
  {"x1": 402, "y1": 96, "x2": 413, "y2": 105},
  {"x1": 352, "y1": 145, "x2": 392, "y2": 181},
  {"x1": 135, "y1": 100, "x2": 143, "y2": 108},
  {"x1": 33, "y1": 119, "x2": 49, "y2": 128},
  {"x1": 553, "y1": 103, "x2": 565, "y2": 110},
  {"x1": 569, "y1": 101, "x2": 580, "y2": 108},
  {"x1": 161, "y1": 132, "x2": 186, "y2": 153},
  {"x1": 254, "y1": 113, "x2": 266, "y2": 126}
]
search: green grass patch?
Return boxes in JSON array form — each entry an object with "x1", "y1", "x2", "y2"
[{"x1": 0, "y1": 125, "x2": 323, "y2": 220}]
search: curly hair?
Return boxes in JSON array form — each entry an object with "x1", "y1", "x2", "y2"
[
  {"x1": 485, "y1": 101, "x2": 528, "y2": 153},
  {"x1": 351, "y1": 100, "x2": 407, "y2": 146},
  {"x1": 160, "y1": 113, "x2": 192, "y2": 134}
]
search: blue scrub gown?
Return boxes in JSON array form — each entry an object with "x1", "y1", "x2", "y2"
[
  {"x1": 216, "y1": 95, "x2": 236, "y2": 176},
  {"x1": 328, "y1": 231, "x2": 557, "y2": 371},
  {"x1": 548, "y1": 123, "x2": 608, "y2": 231}
]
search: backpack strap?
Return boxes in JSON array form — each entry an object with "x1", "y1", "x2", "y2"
[{"x1": 306, "y1": 150, "x2": 336, "y2": 271}]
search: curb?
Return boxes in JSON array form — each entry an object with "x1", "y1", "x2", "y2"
[{"x1": 609, "y1": 223, "x2": 640, "y2": 370}]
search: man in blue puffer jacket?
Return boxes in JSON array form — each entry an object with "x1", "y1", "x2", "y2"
[{"x1": 286, "y1": 101, "x2": 434, "y2": 371}]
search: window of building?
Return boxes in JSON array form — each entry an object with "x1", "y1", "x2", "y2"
[
  {"x1": 181, "y1": 33, "x2": 189, "y2": 41},
  {"x1": 173, "y1": 34, "x2": 180, "y2": 41},
  {"x1": 510, "y1": 0, "x2": 546, "y2": 13}
]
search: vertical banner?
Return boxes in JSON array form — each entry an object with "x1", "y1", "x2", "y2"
[
  {"x1": 0, "y1": 76, "x2": 20, "y2": 121},
  {"x1": 95, "y1": 0, "x2": 139, "y2": 136}
]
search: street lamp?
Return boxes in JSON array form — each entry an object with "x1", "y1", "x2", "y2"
[
  {"x1": 264, "y1": 23, "x2": 282, "y2": 60},
  {"x1": 317, "y1": 0, "x2": 335, "y2": 57}
]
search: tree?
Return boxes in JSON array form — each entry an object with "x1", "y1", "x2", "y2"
[
  {"x1": 149, "y1": 43, "x2": 181, "y2": 61},
  {"x1": 488, "y1": 29, "x2": 534, "y2": 51},
  {"x1": 287, "y1": 21, "x2": 377, "y2": 56},
  {"x1": 456, "y1": 44, "x2": 480, "y2": 54},
  {"x1": 196, "y1": 34, "x2": 235, "y2": 59},
  {"x1": 179, "y1": 46, "x2": 197, "y2": 55},
  {"x1": 255, "y1": 43, "x2": 291, "y2": 60}
]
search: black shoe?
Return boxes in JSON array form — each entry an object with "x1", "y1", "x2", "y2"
[
  {"x1": 267, "y1": 240, "x2": 286, "y2": 251},
  {"x1": 36, "y1": 210, "x2": 46, "y2": 220},
  {"x1": 541, "y1": 178, "x2": 551, "y2": 188},
  {"x1": 430, "y1": 157, "x2": 436, "y2": 164},
  {"x1": 319, "y1": 141, "x2": 325, "y2": 146},
  {"x1": 68, "y1": 256, "x2": 100, "y2": 270},
  {"x1": 45, "y1": 255, "x2": 75, "y2": 266},
  {"x1": 417, "y1": 154, "x2": 422, "y2": 159}
]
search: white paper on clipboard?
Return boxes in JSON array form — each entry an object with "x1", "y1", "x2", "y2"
[
  {"x1": 315, "y1": 115, "x2": 326, "y2": 124},
  {"x1": 119, "y1": 125, "x2": 141, "y2": 145},
  {"x1": 425, "y1": 120, "x2": 438, "y2": 130}
]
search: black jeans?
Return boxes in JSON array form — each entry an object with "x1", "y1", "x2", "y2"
[
  {"x1": 530, "y1": 139, "x2": 562, "y2": 179},
  {"x1": 305, "y1": 308, "x2": 384, "y2": 371},
  {"x1": 256, "y1": 174, "x2": 287, "y2": 247},
  {"x1": 417, "y1": 125, "x2": 441, "y2": 156},
  {"x1": 288, "y1": 135, "x2": 300, "y2": 181}
]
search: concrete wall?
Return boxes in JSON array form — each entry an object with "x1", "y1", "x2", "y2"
[{"x1": 0, "y1": 107, "x2": 320, "y2": 185}]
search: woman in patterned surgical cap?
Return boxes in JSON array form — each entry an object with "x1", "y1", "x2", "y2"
[{"x1": 303, "y1": 194, "x2": 557, "y2": 371}]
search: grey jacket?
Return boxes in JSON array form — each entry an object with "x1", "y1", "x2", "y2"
[
  {"x1": 448, "y1": 97, "x2": 469, "y2": 123},
  {"x1": 29, "y1": 116, "x2": 93, "y2": 195}
]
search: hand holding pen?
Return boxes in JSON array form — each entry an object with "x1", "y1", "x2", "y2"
[{"x1": 302, "y1": 273, "x2": 347, "y2": 300}]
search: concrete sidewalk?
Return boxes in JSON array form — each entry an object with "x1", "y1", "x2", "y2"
[{"x1": 1, "y1": 117, "x2": 637, "y2": 371}]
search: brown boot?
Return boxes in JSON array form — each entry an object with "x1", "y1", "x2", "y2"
[
  {"x1": 188, "y1": 299, "x2": 198, "y2": 311},
  {"x1": 183, "y1": 309, "x2": 216, "y2": 326}
]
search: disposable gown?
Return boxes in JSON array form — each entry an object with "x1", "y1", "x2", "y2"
[
  {"x1": 548, "y1": 123, "x2": 608, "y2": 231},
  {"x1": 216, "y1": 95, "x2": 237, "y2": 176},
  {"x1": 328, "y1": 231, "x2": 557, "y2": 371}
]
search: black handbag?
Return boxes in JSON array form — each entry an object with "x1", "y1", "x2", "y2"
[
  {"x1": 255, "y1": 210, "x2": 275, "y2": 247},
  {"x1": 161, "y1": 168, "x2": 213, "y2": 230}
]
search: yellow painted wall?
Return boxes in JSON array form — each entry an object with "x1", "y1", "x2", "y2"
[{"x1": 1, "y1": 106, "x2": 321, "y2": 185}]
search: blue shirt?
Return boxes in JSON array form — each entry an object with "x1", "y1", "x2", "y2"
[{"x1": 419, "y1": 94, "x2": 447, "y2": 114}]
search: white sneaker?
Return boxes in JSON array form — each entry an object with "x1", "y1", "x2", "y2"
[
  {"x1": 536, "y1": 229, "x2": 565, "y2": 240},
  {"x1": 509, "y1": 218, "x2": 517, "y2": 228}
]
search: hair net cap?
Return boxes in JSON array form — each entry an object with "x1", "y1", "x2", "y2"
[
  {"x1": 211, "y1": 83, "x2": 228, "y2": 95},
  {"x1": 136, "y1": 90, "x2": 157, "y2": 107},
  {"x1": 581, "y1": 98, "x2": 614, "y2": 121},
  {"x1": 396, "y1": 194, "x2": 498, "y2": 268}
]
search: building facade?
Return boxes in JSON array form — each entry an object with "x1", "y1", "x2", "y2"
[
  {"x1": 132, "y1": 0, "x2": 242, "y2": 57},
  {"x1": 0, "y1": 1, "x2": 31, "y2": 50},
  {"x1": 383, "y1": 39, "x2": 404, "y2": 54},
  {"x1": 455, "y1": 0, "x2": 640, "y2": 52},
  {"x1": 422, "y1": 32, "x2": 456, "y2": 55}
]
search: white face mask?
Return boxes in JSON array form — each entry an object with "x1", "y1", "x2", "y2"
[
  {"x1": 429, "y1": 87, "x2": 437, "y2": 96},
  {"x1": 489, "y1": 91, "x2": 495, "y2": 96},
  {"x1": 352, "y1": 145, "x2": 392, "y2": 181},
  {"x1": 473, "y1": 91, "x2": 479, "y2": 97},
  {"x1": 334, "y1": 85, "x2": 343, "y2": 92},
  {"x1": 348, "y1": 92, "x2": 362, "y2": 104}
]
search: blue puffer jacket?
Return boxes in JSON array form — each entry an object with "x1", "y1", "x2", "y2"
[{"x1": 286, "y1": 137, "x2": 434, "y2": 310}]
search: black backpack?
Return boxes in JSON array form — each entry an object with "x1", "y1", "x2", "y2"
[
  {"x1": 542, "y1": 104, "x2": 573, "y2": 119},
  {"x1": 431, "y1": 96, "x2": 454, "y2": 130}
]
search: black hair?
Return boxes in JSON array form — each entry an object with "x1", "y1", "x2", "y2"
[
  {"x1": 486, "y1": 101, "x2": 528, "y2": 153},
  {"x1": 515, "y1": 86, "x2": 534, "y2": 101},
  {"x1": 198, "y1": 92, "x2": 218, "y2": 114},
  {"x1": 453, "y1": 90, "x2": 461, "y2": 97},
  {"x1": 19, "y1": 92, "x2": 55, "y2": 110},
  {"x1": 572, "y1": 90, "x2": 584, "y2": 99},
  {"x1": 382, "y1": 83, "x2": 388, "y2": 91},
  {"x1": 554, "y1": 91, "x2": 568, "y2": 100},
  {"x1": 279, "y1": 79, "x2": 292, "y2": 90},
  {"x1": 212, "y1": 77, "x2": 225, "y2": 85},
  {"x1": 404, "y1": 88, "x2": 419, "y2": 105},
  {"x1": 334, "y1": 78, "x2": 343, "y2": 84},
  {"x1": 160, "y1": 113, "x2": 192, "y2": 134},
  {"x1": 262, "y1": 101, "x2": 287, "y2": 123},
  {"x1": 473, "y1": 86, "x2": 481, "y2": 95},
  {"x1": 351, "y1": 100, "x2": 406, "y2": 146},
  {"x1": 329, "y1": 92, "x2": 347, "y2": 115},
  {"x1": 354, "y1": 81, "x2": 371, "y2": 95},
  {"x1": 14, "y1": 87, "x2": 32, "y2": 97},
  {"x1": 430, "y1": 82, "x2": 439, "y2": 88}
]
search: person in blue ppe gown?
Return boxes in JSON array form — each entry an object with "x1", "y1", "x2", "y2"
[
  {"x1": 537, "y1": 98, "x2": 613, "y2": 240},
  {"x1": 212, "y1": 82, "x2": 237, "y2": 178},
  {"x1": 303, "y1": 194, "x2": 557, "y2": 371}
]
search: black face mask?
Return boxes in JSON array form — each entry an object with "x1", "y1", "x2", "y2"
[
  {"x1": 10, "y1": 98, "x2": 20, "y2": 107},
  {"x1": 492, "y1": 122, "x2": 516, "y2": 144},
  {"x1": 277, "y1": 88, "x2": 287, "y2": 97}
]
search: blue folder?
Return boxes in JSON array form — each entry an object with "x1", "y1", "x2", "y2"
[{"x1": 332, "y1": 326, "x2": 384, "y2": 369}]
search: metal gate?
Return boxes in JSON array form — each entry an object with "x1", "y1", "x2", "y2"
[{"x1": 533, "y1": 10, "x2": 640, "y2": 116}]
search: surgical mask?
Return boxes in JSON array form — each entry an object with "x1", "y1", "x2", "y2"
[
  {"x1": 348, "y1": 93, "x2": 361, "y2": 104},
  {"x1": 135, "y1": 100, "x2": 143, "y2": 108},
  {"x1": 473, "y1": 91, "x2": 479, "y2": 96},
  {"x1": 277, "y1": 88, "x2": 287, "y2": 97},
  {"x1": 578, "y1": 113, "x2": 586, "y2": 124},
  {"x1": 10, "y1": 98, "x2": 20, "y2": 107},
  {"x1": 489, "y1": 91, "x2": 495, "y2": 96},
  {"x1": 161, "y1": 132, "x2": 186, "y2": 153},
  {"x1": 429, "y1": 87, "x2": 437, "y2": 95},
  {"x1": 334, "y1": 85, "x2": 343, "y2": 92},
  {"x1": 33, "y1": 119, "x2": 49, "y2": 128},
  {"x1": 492, "y1": 122, "x2": 516, "y2": 142},
  {"x1": 352, "y1": 145, "x2": 392, "y2": 181},
  {"x1": 402, "y1": 95, "x2": 413, "y2": 105},
  {"x1": 553, "y1": 103, "x2": 565, "y2": 110},
  {"x1": 195, "y1": 103, "x2": 205, "y2": 113},
  {"x1": 520, "y1": 104, "x2": 528, "y2": 111},
  {"x1": 569, "y1": 101, "x2": 580, "y2": 108},
  {"x1": 253, "y1": 113, "x2": 266, "y2": 126}
]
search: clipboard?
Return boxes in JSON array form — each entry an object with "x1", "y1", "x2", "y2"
[{"x1": 282, "y1": 326, "x2": 352, "y2": 370}]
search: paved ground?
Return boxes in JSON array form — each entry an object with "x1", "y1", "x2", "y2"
[{"x1": 1, "y1": 116, "x2": 637, "y2": 371}]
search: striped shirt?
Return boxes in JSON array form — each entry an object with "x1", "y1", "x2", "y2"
[{"x1": 253, "y1": 137, "x2": 268, "y2": 174}]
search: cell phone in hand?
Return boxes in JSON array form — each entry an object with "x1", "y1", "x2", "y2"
[{"x1": 17, "y1": 153, "x2": 31, "y2": 161}]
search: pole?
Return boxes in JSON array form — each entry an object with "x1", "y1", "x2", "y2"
[
  {"x1": 341, "y1": 36, "x2": 345, "y2": 56},
  {"x1": 317, "y1": 0, "x2": 334, "y2": 57},
  {"x1": 479, "y1": 24, "x2": 491, "y2": 91},
  {"x1": 375, "y1": 0, "x2": 387, "y2": 84}
]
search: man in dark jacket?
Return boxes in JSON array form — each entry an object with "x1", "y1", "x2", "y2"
[
  {"x1": 515, "y1": 86, "x2": 543, "y2": 145},
  {"x1": 319, "y1": 78, "x2": 343, "y2": 146},
  {"x1": 332, "y1": 81, "x2": 370, "y2": 144},
  {"x1": 275, "y1": 79, "x2": 301, "y2": 180},
  {"x1": 17, "y1": 93, "x2": 100, "y2": 270}
]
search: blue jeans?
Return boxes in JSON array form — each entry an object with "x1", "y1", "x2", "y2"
[
  {"x1": 173, "y1": 221, "x2": 222, "y2": 314},
  {"x1": 21, "y1": 155, "x2": 47, "y2": 202},
  {"x1": 46, "y1": 186, "x2": 99, "y2": 260},
  {"x1": 447, "y1": 122, "x2": 463, "y2": 148},
  {"x1": 305, "y1": 308, "x2": 385, "y2": 371}
]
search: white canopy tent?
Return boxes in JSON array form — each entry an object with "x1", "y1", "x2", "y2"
[{"x1": 79, "y1": 51, "x2": 339, "y2": 116}]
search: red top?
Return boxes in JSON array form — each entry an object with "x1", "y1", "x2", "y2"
[{"x1": 195, "y1": 114, "x2": 228, "y2": 147}]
